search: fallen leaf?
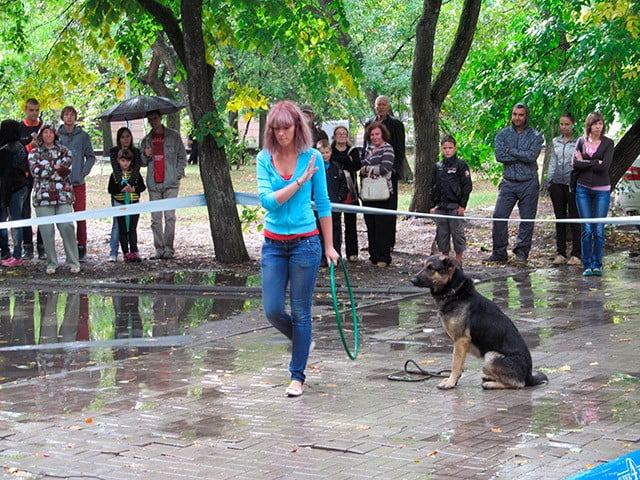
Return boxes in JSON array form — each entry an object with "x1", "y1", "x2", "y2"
[
  {"x1": 85, "y1": 418, "x2": 93, "y2": 424},
  {"x1": 291, "y1": 446, "x2": 298, "y2": 453},
  {"x1": 355, "y1": 425, "x2": 370, "y2": 431},
  {"x1": 427, "y1": 450, "x2": 439, "y2": 457},
  {"x1": 491, "y1": 427, "x2": 502, "y2": 433}
]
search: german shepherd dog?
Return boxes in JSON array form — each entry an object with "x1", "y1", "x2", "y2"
[{"x1": 411, "y1": 255, "x2": 548, "y2": 390}]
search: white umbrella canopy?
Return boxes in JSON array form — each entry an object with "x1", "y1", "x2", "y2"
[{"x1": 97, "y1": 95, "x2": 185, "y2": 122}]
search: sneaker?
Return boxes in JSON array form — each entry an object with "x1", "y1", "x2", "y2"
[
  {"x1": 285, "y1": 382, "x2": 304, "y2": 397},
  {"x1": 78, "y1": 245, "x2": 87, "y2": 263},
  {"x1": 347, "y1": 255, "x2": 359, "y2": 262},
  {"x1": 592, "y1": 267, "x2": 602, "y2": 276},
  {"x1": 22, "y1": 244, "x2": 34, "y2": 260},
  {"x1": 513, "y1": 255, "x2": 528, "y2": 266},
  {"x1": 162, "y1": 251, "x2": 174, "y2": 260},
  {"x1": 582, "y1": 268, "x2": 593, "y2": 276},
  {"x1": 376, "y1": 261, "x2": 388, "y2": 268},
  {"x1": 70, "y1": 267, "x2": 80, "y2": 274},
  {"x1": 2, "y1": 257, "x2": 24, "y2": 267},
  {"x1": 485, "y1": 254, "x2": 508, "y2": 263},
  {"x1": 129, "y1": 252, "x2": 142, "y2": 263},
  {"x1": 108, "y1": 254, "x2": 118, "y2": 262},
  {"x1": 46, "y1": 266, "x2": 56, "y2": 275},
  {"x1": 567, "y1": 256, "x2": 582, "y2": 265},
  {"x1": 150, "y1": 252, "x2": 164, "y2": 260},
  {"x1": 37, "y1": 245, "x2": 47, "y2": 261},
  {"x1": 552, "y1": 255, "x2": 566, "y2": 265}
]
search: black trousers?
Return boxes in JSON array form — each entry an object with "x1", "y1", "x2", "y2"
[
  {"x1": 333, "y1": 213, "x2": 358, "y2": 257},
  {"x1": 548, "y1": 182, "x2": 581, "y2": 258},
  {"x1": 363, "y1": 196, "x2": 395, "y2": 264},
  {"x1": 116, "y1": 214, "x2": 140, "y2": 255}
]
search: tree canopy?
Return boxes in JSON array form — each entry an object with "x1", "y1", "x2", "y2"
[{"x1": 2, "y1": 0, "x2": 640, "y2": 247}]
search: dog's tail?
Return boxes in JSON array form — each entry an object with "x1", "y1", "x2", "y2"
[{"x1": 526, "y1": 371, "x2": 548, "y2": 387}]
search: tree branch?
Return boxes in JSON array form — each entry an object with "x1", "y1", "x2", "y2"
[
  {"x1": 431, "y1": 0, "x2": 482, "y2": 105},
  {"x1": 136, "y1": 0, "x2": 186, "y2": 67}
]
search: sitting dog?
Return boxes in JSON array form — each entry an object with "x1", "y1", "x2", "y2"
[{"x1": 411, "y1": 255, "x2": 548, "y2": 390}]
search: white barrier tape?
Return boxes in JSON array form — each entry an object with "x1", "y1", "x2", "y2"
[{"x1": 0, "y1": 191, "x2": 638, "y2": 230}]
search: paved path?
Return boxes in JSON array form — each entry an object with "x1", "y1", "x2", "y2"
[{"x1": 1, "y1": 258, "x2": 640, "y2": 479}]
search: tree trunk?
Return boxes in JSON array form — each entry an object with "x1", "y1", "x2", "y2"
[
  {"x1": 610, "y1": 116, "x2": 640, "y2": 188},
  {"x1": 410, "y1": 103, "x2": 439, "y2": 211},
  {"x1": 100, "y1": 118, "x2": 112, "y2": 155},
  {"x1": 410, "y1": 0, "x2": 481, "y2": 212},
  {"x1": 539, "y1": 116, "x2": 556, "y2": 196},
  {"x1": 180, "y1": 0, "x2": 249, "y2": 262},
  {"x1": 138, "y1": 0, "x2": 249, "y2": 263}
]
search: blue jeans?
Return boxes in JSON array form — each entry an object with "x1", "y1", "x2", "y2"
[
  {"x1": 575, "y1": 185, "x2": 610, "y2": 270},
  {"x1": 261, "y1": 235, "x2": 322, "y2": 383},
  {"x1": 0, "y1": 186, "x2": 28, "y2": 258},
  {"x1": 109, "y1": 198, "x2": 119, "y2": 256}
]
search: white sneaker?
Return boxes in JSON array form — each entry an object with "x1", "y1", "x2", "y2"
[
  {"x1": 566, "y1": 256, "x2": 582, "y2": 265},
  {"x1": 552, "y1": 255, "x2": 566, "y2": 265},
  {"x1": 108, "y1": 255, "x2": 117, "y2": 262}
]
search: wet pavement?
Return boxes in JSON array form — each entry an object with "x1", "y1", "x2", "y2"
[{"x1": 1, "y1": 254, "x2": 640, "y2": 479}]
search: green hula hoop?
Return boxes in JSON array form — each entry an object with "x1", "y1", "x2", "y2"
[{"x1": 329, "y1": 257, "x2": 359, "y2": 360}]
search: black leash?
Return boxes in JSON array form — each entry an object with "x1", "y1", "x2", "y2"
[{"x1": 387, "y1": 359, "x2": 451, "y2": 382}]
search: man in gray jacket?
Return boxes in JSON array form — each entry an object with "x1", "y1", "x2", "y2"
[
  {"x1": 141, "y1": 110, "x2": 187, "y2": 260},
  {"x1": 57, "y1": 106, "x2": 96, "y2": 261},
  {"x1": 487, "y1": 103, "x2": 543, "y2": 265}
]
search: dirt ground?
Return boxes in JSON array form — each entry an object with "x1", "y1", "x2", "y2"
[{"x1": 5, "y1": 193, "x2": 638, "y2": 289}]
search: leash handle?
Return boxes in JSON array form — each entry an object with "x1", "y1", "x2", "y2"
[{"x1": 329, "y1": 257, "x2": 359, "y2": 360}]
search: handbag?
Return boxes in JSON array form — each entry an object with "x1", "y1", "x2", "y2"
[{"x1": 360, "y1": 175, "x2": 390, "y2": 201}]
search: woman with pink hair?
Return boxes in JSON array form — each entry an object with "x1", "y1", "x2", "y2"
[{"x1": 257, "y1": 101, "x2": 339, "y2": 397}]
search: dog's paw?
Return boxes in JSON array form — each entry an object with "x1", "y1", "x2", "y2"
[{"x1": 437, "y1": 378, "x2": 457, "y2": 390}]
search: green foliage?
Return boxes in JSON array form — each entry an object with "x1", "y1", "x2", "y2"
[
  {"x1": 239, "y1": 206, "x2": 265, "y2": 233},
  {"x1": 448, "y1": 0, "x2": 640, "y2": 180}
]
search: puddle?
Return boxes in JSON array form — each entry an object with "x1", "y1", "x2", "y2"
[{"x1": 0, "y1": 277, "x2": 260, "y2": 384}]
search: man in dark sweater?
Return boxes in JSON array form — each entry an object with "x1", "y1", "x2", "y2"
[
  {"x1": 18, "y1": 98, "x2": 42, "y2": 260},
  {"x1": 487, "y1": 103, "x2": 543, "y2": 265},
  {"x1": 300, "y1": 104, "x2": 328, "y2": 145}
]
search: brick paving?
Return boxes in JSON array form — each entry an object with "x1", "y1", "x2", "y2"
[{"x1": 1, "y1": 258, "x2": 640, "y2": 479}]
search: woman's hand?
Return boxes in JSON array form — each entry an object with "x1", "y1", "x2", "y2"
[
  {"x1": 574, "y1": 150, "x2": 583, "y2": 162},
  {"x1": 325, "y1": 247, "x2": 340, "y2": 267},
  {"x1": 296, "y1": 155, "x2": 318, "y2": 185}
]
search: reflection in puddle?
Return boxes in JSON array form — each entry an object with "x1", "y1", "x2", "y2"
[
  {"x1": 316, "y1": 270, "x2": 640, "y2": 357},
  {"x1": 0, "y1": 273, "x2": 260, "y2": 384}
]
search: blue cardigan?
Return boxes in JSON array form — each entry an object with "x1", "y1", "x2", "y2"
[{"x1": 257, "y1": 148, "x2": 331, "y2": 235}]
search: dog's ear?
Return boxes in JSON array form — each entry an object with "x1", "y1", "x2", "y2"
[{"x1": 441, "y1": 256, "x2": 458, "y2": 272}]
